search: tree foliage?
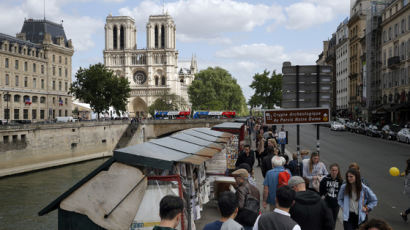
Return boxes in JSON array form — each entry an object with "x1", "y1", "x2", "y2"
[
  {"x1": 148, "y1": 93, "x2": 187, "y2": 116},
  {"x1": 188, "y1": 67, "x2": 247, "y2": 114},
  {"x1": 248, "y1": 70, "x2": 282, "y2": 109},
  {"x1": 70, "y1": 63, "x2": 131, "y2": 117}
]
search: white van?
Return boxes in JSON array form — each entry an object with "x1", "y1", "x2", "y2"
[{"x1": 56, "y1": 116, "x2": 74, "y2": 123}]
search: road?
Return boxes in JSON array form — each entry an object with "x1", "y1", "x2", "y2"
[{"x1": 285, "y1": 124, "x2": 410, "y2": 230}]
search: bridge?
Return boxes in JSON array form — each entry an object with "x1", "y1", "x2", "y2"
[{"x1": 0, "y1": 119, "x2": 226, "y2": 177}]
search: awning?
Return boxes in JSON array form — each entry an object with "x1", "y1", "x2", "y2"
[
  {"x1": 114, "y1": 128, "x2": 231, "y2": 170},
  {"x1": 212, "y1": 122, "x2": 244, "y2": 130}
]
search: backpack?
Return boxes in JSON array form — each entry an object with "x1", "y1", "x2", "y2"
[
  {"x1": 277, "y1": 171, "x2": 291, "y2": 188},
  {"x1": 235, "y1": 186, "x2": 260, "y2": 226}
]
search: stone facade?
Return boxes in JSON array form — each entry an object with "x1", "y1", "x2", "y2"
[
  {"x1": 0, "y1": 19, "x2": 74, "y2": 123},
  {"x1": 336, "y1": 18, "x2": 350, "y2": 114},
  {"x1": 380, "y1": 0, "x2": 410, "y2": 123},
  {"x1": 348, "y1": 0, "x2": 370, "y2": 119},
  {"x1": 103, "y1": 14, "x2": 197, "y2": 117}
]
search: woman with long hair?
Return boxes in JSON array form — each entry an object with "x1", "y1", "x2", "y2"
[
  {"x1": 320, "y1": 163, "x2": 344, "y2": 225},
  {"x1": 302, "y1": 151, "x2": 328, "y2": 191},
  {"x1": 338, "y1": 169, "x2": 378, "y2": 230},
  {"x1": 400, "y1": 158, "x2": 410, "y2": 222}
]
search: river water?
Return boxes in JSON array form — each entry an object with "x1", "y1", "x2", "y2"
[{"x1": 0, "y1": 158, "x2": 108, "y2": 230}]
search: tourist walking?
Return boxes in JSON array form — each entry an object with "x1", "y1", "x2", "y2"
[
  {"x1": 288, "y1": 153, "x2": 303, "y2": 176},
  {"x1": 263, "y1": 156, "x2": 287, "y2": 210},
  {"x1": 287, "y1": 176, "x2": 334, "y2": 230},
  {"x1": 261, "y1": 146, "x2": 276, "y2": 178},
  {"x1": 319, "y1": 163, "x2": 344, "y2": 225},
  {"x1": 400, "y1": 158, "x2": 410, "y2": 222},
  {"x1": 232, "y1": 169, "x2": 260, "y2": 230},
  {"x1": 153, "y1": 195, "x2": 184, "y2": 230},
  {"x1": 256, "y1": 132, "x2": 265, "y2": 167},
  {"x1": 303, "y1": 151, "x2": 328, "y2": 192},
  {"x1": 253, "y1": 186, "x2": 301, "y2": 230},
  {"x1": 349, "y1": 162, "x2": 369, "y2": 187},
  {"x1": 235, "y1": 145, "x2": 255, "y2": 169},
  {"x1": 203, "y1": 191, "x2": 243, "y2": 230},
  {"x1": 338, "y1": 169, "x2": 378, "y2": 230}
]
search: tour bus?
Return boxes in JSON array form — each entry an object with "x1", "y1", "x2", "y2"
[
  {"x1": 153, "y1": 111, "x2": 191, "y2": 119},
  {"x1": 192, "y1": 111, "x2": 236, "y2": 119}
]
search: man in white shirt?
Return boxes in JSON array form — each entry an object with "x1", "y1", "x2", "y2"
[{"x1": 253, "y1": 186, "x2": 301, "y2": 230}]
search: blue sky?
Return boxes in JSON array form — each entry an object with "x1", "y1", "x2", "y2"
[{"x1": 0, "y1": 0, "x2": 351, "y2": 100}]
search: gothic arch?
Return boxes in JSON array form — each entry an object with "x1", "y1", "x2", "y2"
[
  {"x1": 120, "y1": 25, "x2": 125, "y2": 50},
  {"x1": 113, "y1": 25, "x2": 118, "y2": 49},
  {"x1": 161, "y1": 24, "x2": 165, "y2": 48},
  {"x1": 154, "y1": 25, "x2": 159, "y2": 48},
  {"x1": 131, "y1": 97, "x2": 148, "y2": 117}
]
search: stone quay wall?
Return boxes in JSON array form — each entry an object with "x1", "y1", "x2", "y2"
[{"x1": 0, "y1": 119, "x2": 221, "y2": 177}]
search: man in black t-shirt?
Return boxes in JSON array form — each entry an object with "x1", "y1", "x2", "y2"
[{"x1": 235, "y1": 145, "x2": 255, "y2": 169}]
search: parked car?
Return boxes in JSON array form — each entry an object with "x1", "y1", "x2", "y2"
[
  {"x1": 350, "y1": 122, "x2": 359, "y2": 133},
  {"x1": 330, "y1": 121, "x2": 346, "y2": 131},
  {"x1": 366, "y1": 124, "x2": 382, "y2": 137},
  {"x1": 381, "y1": 124, "x2": 400, "y2": 140},
  {"x1": 357, "y1": 123, "x2": 367, "y2": 134},
  {"x1": 397, "y1": 128, "x2": 410, "y2": 143}
]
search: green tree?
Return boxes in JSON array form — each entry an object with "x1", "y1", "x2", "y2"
[
  {"x1": 188, "y1": 67, "x2": 246, "y2": 114},
  {"x1": 148, "y1": 92, "x2": 187, "y2": 117},
  {"x1": 248, "y1": 70, "x2": 282, "y2": 109},
  {"x1": 70, "y1": 63, "x2": 131, "y2": 118}
]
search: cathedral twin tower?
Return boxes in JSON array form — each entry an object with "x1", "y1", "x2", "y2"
[{"x1": 103, "y1": 14, "x2": 196, "y2": 117}]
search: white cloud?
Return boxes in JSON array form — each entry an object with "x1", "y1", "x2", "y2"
[
  {"x1": 213, "y1": 43, "x2": 320, "y2": 99},
  {"x1": 285, "y1": 0, "x2": 350, "y2": 30},
  {"x1": 0, "y1": 0, "x2": 103, "y2": 52},
  {"x1": 118, "y1": 0, "x2": 285, "y2": 44}
]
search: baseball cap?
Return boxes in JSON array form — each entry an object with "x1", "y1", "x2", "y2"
[{"x1": 288, "y1": 176, "x2": 305, "y2": 188}]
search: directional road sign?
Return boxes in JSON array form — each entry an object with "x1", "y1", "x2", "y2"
[{"x1": 264, "y1": 108, "x2": 330, "y2": 125}]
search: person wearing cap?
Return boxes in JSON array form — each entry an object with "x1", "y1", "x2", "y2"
[
  {"x1": 232, "y1": 168, "x2": 260, "y2": 230},
  {"x1": 288, "y1": 176, "x2": 334, "y2": 230}
]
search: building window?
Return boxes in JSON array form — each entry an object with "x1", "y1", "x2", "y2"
[
  {"x1": 40, "y1": 110, "x2": 45, "y2": 119},
  {"x1": 5, "y1": 74, "x2": 9, "y2": 85},
  {"x1": 58, "y1": 110, "x2": 62, "y2": 117},
  {"x1": 65, "y1": 110, "x2": 68, "y2": 116},
  {"x1": 65, "y1": 82, "x2": 68, "y2": 91},
  {"x1": 52, "y1": 54, "x2": 55, "y2": 62},
  {"x1": 13, "y1": 94, "x2": 20, "y2": 102},
  {"x1": 53, "y1": 97, "x2": 55, "y2": 105},
  {"x1": 65, "y1": 98, "x2": 68, "y2": 105},
  {"x1": 4, "y1": 109, "x2": 10, "y2": 120},
  {"x1": 33, "y1": 63, "x2": 36, "y2": 72},
  {"x1": 402, "y1": 19, "x2": 406, "y2": 33},
  {"x1": 52, "y1": 81, "x2": 56, "y2": 90},
  {"x1": 24, "y1": 77, "x2": 28, "y2": 87},
  {"x1": 24, "y1": 61, "x2": 27, "y2": 71},
  {"x1": 53, "y1": 66, "x2": 55, "y2": 76},
  {"x1": 59, "y1": 81, "x2": 62, "y2": 91},
  {"x1": 59, "y1": 67, "x2": 61, "y2": 77},
  {"x1": 59, "y1": 56, "x2": 61, "y2": 64},
  {"x1": 395, "y1": 23, "x2": 399, "y2": 37},
  {"x1": 32, "y1": 96, "x2": 38, "y2": 103},
  {"x1": 14, "y1": 109, "x2": 19, "y2": 120},
  {"x1": 15, "y1": 60, "x2": 18, "y2": 70},
  {"x1": 33, "y1": 78, "x2": 36, "y2": 88},
  {"x1": 15, "y1": 75, "x2": 19, "y2": 87},
  {"x1": 23, "y1": 109, "x2": 28, "y2": 119},
  {"x1": 41, "y1": 65, "x2": 44, "y2": 74},
  {"x1": 40, "y1": 96, "x2": 46, "y2": 103},
  {"x1": 161, "y1": 76, "x2": 166, "y2": 85},
  {"x1": 65, "y1": 57, "x2": 67, "y2": 65},
  {"x1": 155, "y1": 76, "x2": 159, "y2": 86},
  {"x1": 32, "y1": 109, "x2": 37, "y2": 119},
  {"x1": 5, "y1": 58, "x2": 9, "y2": 68},
  {"x1": 41, "y1": 79, "x2": 44, "y2": 89},
  {"x1": 65, "y1": 68, "x2": 67, "y2": 77}
]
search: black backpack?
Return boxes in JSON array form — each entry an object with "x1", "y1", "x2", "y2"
[{"x1": 235, "y1": 188, "x2": 260, "y2": 226}]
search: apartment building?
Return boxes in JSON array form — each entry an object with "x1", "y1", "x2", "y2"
[
  {"x1": 0, "y1": 19, "x2": 74, "y2": 123},
  {"x1": 336, "y1": 18, "x2": 350, "y2": 116}
]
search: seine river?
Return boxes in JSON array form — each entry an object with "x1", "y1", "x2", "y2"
[{"x1": 0, "y1": 158, "x2": 108, "y2": 230}]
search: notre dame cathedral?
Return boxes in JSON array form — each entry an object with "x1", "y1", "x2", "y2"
[{"x1": 103, "y1": 13, "x2": 197, "y2": 117}]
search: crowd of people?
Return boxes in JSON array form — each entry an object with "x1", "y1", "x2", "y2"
[{"x1": 151, "y1": 118, "x2": 409, "y2": 230}]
